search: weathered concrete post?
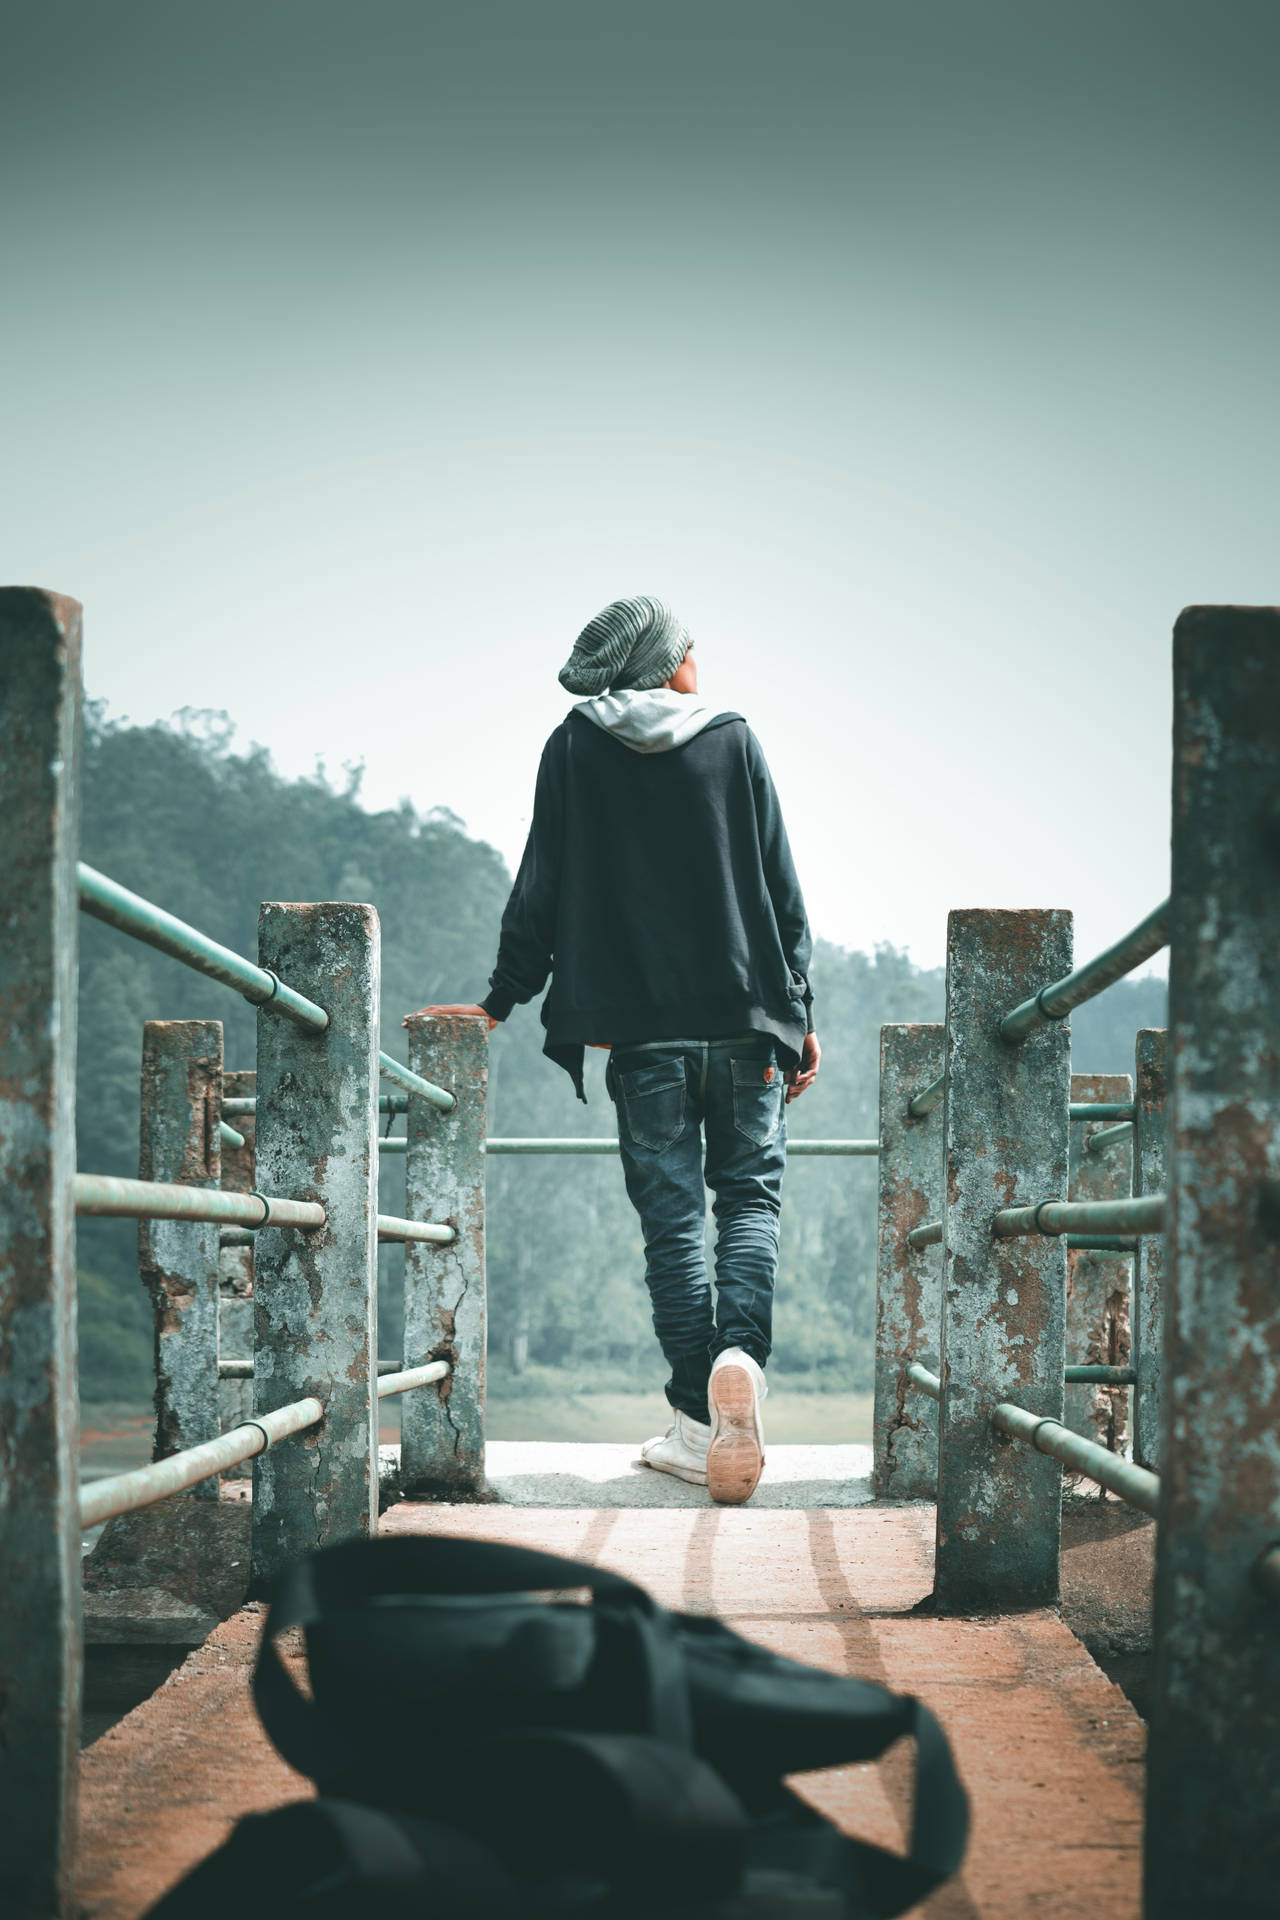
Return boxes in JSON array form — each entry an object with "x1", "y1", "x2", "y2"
[
  {"x1": 873, "y1": 1024, "x2": 943, "y2": 1498},
  {"x1": 1065, "y1": 1072, "x2": 1133, "y2": 1450},
  {"x1": 400, "y1": 1013, "x2": 488, "y2": 1495},
  {"x1": 250, "y1": 904, "x2": 380, "y2": 1591},
  {"x1": 0, "y1": 589, "x2": 83, "y2": 1917},
  {"x1": 935, "y1": 909, "x2": 1072, "y2": 1613},
  {"x1": 138, "y1": 1020, "x2": 223, "y2": 1493},
  {"x1": 1145, "y1": 609, "x2": 1280, "y2": 1916},
  {"x1": 1130, "y1": 1030, "x2": 1166, "y2": 1473},
  {"x1": 216, "y1": 1068, "x2": 255, "y2": 1445}
]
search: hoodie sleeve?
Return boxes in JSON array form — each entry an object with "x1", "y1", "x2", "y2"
[
  {"x1": 746, "y1": 728, "x2": 815, "y2": 1031},
  {"x1": 479, "y1": 727, "x2": 565, "y2": 1021}
]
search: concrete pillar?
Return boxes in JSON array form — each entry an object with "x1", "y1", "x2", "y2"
[
  {"x1": 400, "y1": 1013, "x2": 488, "y2": 1496},
  {"x1": 0, "y1": 589, "x2": 83, "y2": 1917},
  {"x1": 217, "y1": 1069, "x2": 255, "y2": 1446},
  {"x1": 1065, "y1": 1072, "x2": 1133, "y2": 1450},
  {"x1": 138, "y1": 1020, "x2": 223, "y2": 1493},
  {"x1": 1130, "y1": 1030, "x2": 1166, "y2": 1472},
  {"x1": 250, "y1": 904, "x2": 380, "y2": 1591},
  {"x1": 935, "y1": 908, "x2": 1072, "y2": 1613},
  {"x1": 1145, "y1": 609, "x2": 1280, "y2": 1916},
  {"x1": 873, "y1": 1023, "x2": 943, "y2": 1498}
]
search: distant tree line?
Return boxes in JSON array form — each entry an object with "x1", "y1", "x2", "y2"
[{"x1": 75, "y1": 705, "x2": 1166, "y2": 1402}]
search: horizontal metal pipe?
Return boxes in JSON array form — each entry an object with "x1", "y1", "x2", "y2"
[
  {"x1": 378, "y1": 1050, "x2": 455, "y2": 1114},
  {"x1": 223, "y1": 1092, "x2": 409, "y2": 1117},
  {"x1": 376, "y1": 1361, "x2": 452, "y2": 1399},
  {"x1": 218, "y1": 1120, "x2": 245, "y2": 1151},
  {"x1": 379, "y1": 1136, "x2": 408, "y2": 1153},
  {"x1": 78, "y1": 1396, "x2": 325, "y2": 1528},
  {"x1": 77, "y1": 863, "x2": 328, "y2": 1032},
  {"x1": 990, "y1": 1401, "x2": 1160, "y2": 1516},
  {"x1": 218, "y1": 1358, "x2": 403, "y2": 1379},
  {"x1": 76, "y1": 1173, "x2": 325, "y2": 1231},
  {"x1": 1069, "y1": 1101, "x2": 1135, "y2": 1123},
  {"x1": 487, "y1": 1137, "x2": 619, "y2": 1155},
  {"x1": 906, "y1": 1360, "x2": 942, "y2": 1402},
  {"x1": 376, "y1": 1213, "x2": 456, "y2": 1245},
  {"x1": 1067, "y1": 1235, "x2": 1138, "y2": 1254},
  {"x1": 907, "y1": 1219, "x2": 942, "y2": 1250},
  {"x1": 907, "y1": 1075, "x2": 945, "y2": 1119},
  {"x1": 1000, "y1": 898, "x2": 1170, "y2": 1043},
  {"x1": 992, "y1": 1195, "x2": 1165, "y2": 1238},
  {"x1": 481, "y1": 1137, "x2": 879, "y2": 1156},
  {"x1": 1087, "y1": 1121, "x2": 1134, "y2": 1155},
  {"x1": 219, "y1": 1227, "x2": 256, "y2": 1248},
  {"x1": 1064, "y1": 1365, "x2": 1137, "y2": 1386}
]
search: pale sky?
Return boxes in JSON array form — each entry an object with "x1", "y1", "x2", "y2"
[{"x1": 7, "y1": 2, "x2": 1278, "y2": 969}]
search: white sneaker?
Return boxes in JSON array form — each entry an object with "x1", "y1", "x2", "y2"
[
  {"x1": 639, "y1": 1410, "x2": 711, "y2": 1485},
  {"x1": 707, "y1": 1348, "x2": 767, "y2": 1505}
]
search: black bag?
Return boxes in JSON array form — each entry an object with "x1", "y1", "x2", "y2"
[{"x1": 148, "y1": 1536, "x2": 968, "y2": 1918}]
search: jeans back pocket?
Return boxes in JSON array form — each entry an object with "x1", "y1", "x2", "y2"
[
  {"x1": 617, "y1": 1059, "x2": 687, "y2": 1152},
  {"x1": 731, "y1": 1055, "x2": 783, "y2": 1147}
]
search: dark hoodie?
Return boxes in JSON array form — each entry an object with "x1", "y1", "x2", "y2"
[{"x1": 479, "y1": 690, "x2": 814, "y2": 1099}]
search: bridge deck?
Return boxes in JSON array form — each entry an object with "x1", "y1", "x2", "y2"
[{"x1": 76, "y1": 1494, "x2": 1145, "y2": 1918}]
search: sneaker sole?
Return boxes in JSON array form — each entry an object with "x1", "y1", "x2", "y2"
[{"x1": 707, "y1": 1365, "x2": 764, "y2": 1504}]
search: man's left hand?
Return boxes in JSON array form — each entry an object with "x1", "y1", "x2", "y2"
[
  {"x1": 404, "y1": 1003, "x2": 499, "y2": 1031},
  {"x1": 785, "y1": 1032, "x2": 820, "y2": 1103}
]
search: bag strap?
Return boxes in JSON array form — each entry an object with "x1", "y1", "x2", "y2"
[{"x1": 749, "y1": 1696, "x2": 969, "y2": 1919}]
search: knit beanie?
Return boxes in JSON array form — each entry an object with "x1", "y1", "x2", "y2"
[{"x1": 558, "y1": 596, "x2": 690, "y2": 696}]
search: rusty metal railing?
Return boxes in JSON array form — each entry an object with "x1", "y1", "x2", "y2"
[
  {"x1": 999, "y1": 898, "x2": 1170, "y2": 1043},
  {"x1": 78, "y1": 862, "x2": 330, "y2": 1031}
]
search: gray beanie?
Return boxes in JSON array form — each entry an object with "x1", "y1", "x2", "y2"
[{"x1": 558, "y1": 596, "x2": 690, "y2": 697}]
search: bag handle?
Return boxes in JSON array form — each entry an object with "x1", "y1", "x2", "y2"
[{"x1": 253, "y1": 1536, "x2": 692, "y2": 1781}]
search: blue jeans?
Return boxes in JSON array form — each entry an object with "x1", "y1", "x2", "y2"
[{"x1": 606, "y1": 1035, "x2": 787, "y2": 1426}]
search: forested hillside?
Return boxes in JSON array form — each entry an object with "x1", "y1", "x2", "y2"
[{"x1": 77, "y1": 705, "x2": 1166, "y2": 1401}]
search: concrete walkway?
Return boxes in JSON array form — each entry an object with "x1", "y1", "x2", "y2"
[
  {"x1": 76, "y1": 1497, "x2": 1145, "y2": 1918},
  {"x1": 453, "y1": 1439, "x2": 875, "y2": 1507}
]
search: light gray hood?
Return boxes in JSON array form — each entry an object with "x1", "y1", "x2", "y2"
[{"x1": 573, "y1": 688, "x2": 728, "y2": 754}]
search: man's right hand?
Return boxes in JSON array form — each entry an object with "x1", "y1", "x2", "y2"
[
  {"x1": 785, "y1": 1032, "x2": 820, "y2": 1103},
  {"x1": 404, "y1": 1003, "x2": 499, "y2": 1031}
]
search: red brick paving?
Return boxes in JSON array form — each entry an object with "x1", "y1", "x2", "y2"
[{"x1": 76, "y1": 1504, "x2": 1144, "y2": 1918}]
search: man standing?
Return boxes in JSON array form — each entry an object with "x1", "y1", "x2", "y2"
[{"x1": 420, "y1": 596, "x2": 819, "y2": 1504}]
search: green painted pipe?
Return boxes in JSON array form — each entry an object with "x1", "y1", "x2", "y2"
[
  {"x1": 218, "y1": 1120, "x2": 245, "y2": 1151},
  {"x1": 906, "y1": 1360, "x2": 942, "y2": 1402},
  {"x1": 378, "y1": 1050, "x2": 454, "y2": 1114},
  {"x1": 79, "y1": 1396, "x2": 324, "y2": 1529},
  {"x1": 224, "y1": 1093, "x2": 409, "y2": 1116},
  {"x1": 78, "y1": 863, "x2": 328, "y2": 1031},
  {"x1": 1068, "y1": 1235, "x2": 1138, "y2": 1254},
  {"x1": 480, "y1": 1137, "x2": 879, "y2": 1156},
  {"x1": 990, "y1": 1401, "x2": 1160, "y2": 1516},
  {"x1": 376, "y1": 1212, "x2": 456, "y2": 1245},
  {"x1": 907, "y1": 1075, "x2": 945, "y2": 1119},
  {"x1": 76, "y1": 1172, "x2": 324, "y2": 1231},
  {"x1": 993, "y1": 1195, "x2": 1165, "y2": 1238},
  {"x1": 1000, "y1": 898, "x2": 1170, "y2": 1043},
  {"x1": 1070, "y1": 1102, "x2": 1134, "y2": 1123},
  {"x1": 219, "y1": 1357, "x2": 409, "y2": 1379},
  {"x1": 908, "y1": 1358, "x2": 1136, "y2": 1394},
  {"x1": 907, "y1": 1219, "x2": 942, "y2": 1249},
  {"x1": 1087, "y1": 1121, "x2": 1134, "y2": 1155},
  {"x1": 376, "y1": 1361, "x2": 452, "y2": 1399}
]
